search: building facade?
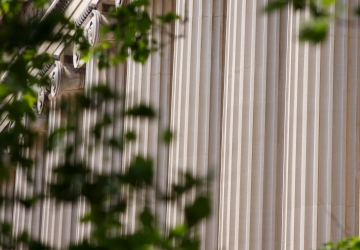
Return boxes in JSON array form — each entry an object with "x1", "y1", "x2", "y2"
[{"x1": 1, "y1": 0, "x2": 360, "y2": 249}]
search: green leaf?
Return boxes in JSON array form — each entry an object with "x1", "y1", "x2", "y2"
[
  {"x1": 1, "y1": 222, "x2": 11, "y2": 235},
  {"x1": 28, "y1": 240, "x2": 51, "y2": 250},
  {"x1": 162, "y1": 129, "x2": 173, "y2": 144},
  {"x1": 292, "y1": 0, "x2": 306, "y2": 10},
  {"x1": 92, "y1": 85, "x2": 116, "y2": 99},
  {"x1": 1, "y1": 2, "x2": 10, "y2": 13},
  {"x1": 169, "y1": 224, "x2": 188, "y2": 238},
  {"x1": 22, "y1": 91, "x2": 37, "y2": 107},
  {"x1": 81, "y1": 212, "x2": 96, "y2": 223},
  {"x1": 125, "y1": 104, "x2": 156, "y2": 118},
  {"x1": 355, "y1": 6, "x2": 360, "y2": 16},
  {"x1": 299, "y1": 20, "x2": 328, "y2": 43},
  {"x1": 321, "y1": 0, "x2": 337, "y2": 5},
  {"x1": 19, "y1": 197, "x2": 38, "y2": 209},
  {"x1": 33, "y1": 0, "x2": 50, "y2": 7},
  {"x1": 0, "y1": 84, "x2": 12, "y2": 99},
  {"x1": 17, "y1": 231, "x2": 30, "y2": 244},
  {"x1": 264, "y1": 0, "x2": 289, "y2": 12},
  {"x1": 185, "y1": 196, "x2": 211, "y2": 228},
  {"x1": 125, "y1": 131, "x2": 136, "y2": 141},
  {"x1": 179, "y1": 237, "x2": 200, "y2": 250},
  {"x1": 140, "y1": 207, "x2": 154, "y2": 229},
  {"x1": 157, "y1": 12, "x2": 180, "y2": 24},
  {"x1": 123, "y1": 156, "x2": 153, "y2": 186}
]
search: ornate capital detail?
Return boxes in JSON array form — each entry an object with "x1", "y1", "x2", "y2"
[
  {"x1": 29, "y1": 114, "x2": 48, "y2": 133},
  {"x1": 37, "y1": 87, "x2": 49, "y2": 114},
  {"x1": 50, "y1": 61, "x2": 62, "y2": 97},
  {"x1": 45, "y1": 59, "x2": 85, "y2": 96},
  {"x1": 73, "y1": 10, "x2": 101, "y2": 68},
  {"x1": 8, "y1": 120, "x2": 15, "y2": 132},
  {"x1": 73, "y1": 43, "x2": 84, "y2": 68},
  {"x1": 75, "y1": 3, "x2": 97, "y2": 28},
  {"x1": 115, "y1": 0, "x2": 123, "y2": 7},
  {"x1": 61, "y1": 64, "x2": 85, "y2": 92},
  {"x1": 116, "y1": 0, "x2": 129, "y2": 7},
  {"x1": 84, "y1": 10, "x2": 101, "y2": 46}
]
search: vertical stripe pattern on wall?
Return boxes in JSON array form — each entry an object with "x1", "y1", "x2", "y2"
[{"x1": 2, "y1": 0, "x2": 360, "y2": 249}]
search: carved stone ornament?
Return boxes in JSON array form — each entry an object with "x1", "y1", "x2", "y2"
[
  {"x1": 8, "y1": 120, "x2": 15, "y2": 131},
  {"x1": 116, "y1": 0, "x2": 129, "y2": 7},
  {"x1": 42, "y1": 58, "x2": 85, "y2": 95},
  {"x1": 8, "y1": 117, "x2": 26, "y2": 132},
  {"x1": 115, "y1": 0, "x2": 123, "y2": 7},
  {"x1": 37, "y1": 87, "x2": 49, "y2": 114},
  {"x1": 50, "y1": 61, "x2": 62, "y2": 97},
  {"x1": 84, "y1": 10, "x2": 100, "y2": 46},
  {"x1": 29, "y1": 113, "x2": 48, "y2": 133},
  {"x1": 61, "y1": 65, "x2": 85, "y2": 91},
  {"x1": 74, "y1": 10, "x2": 101, "y2": 68},
  {"x1": 2, "y1": 121, "x2": 14, "y2": 153},
  {"x1": 73, "y1": 43, "x2": 85, "y2": 68}
]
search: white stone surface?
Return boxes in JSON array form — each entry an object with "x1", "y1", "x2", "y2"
[{"x1": 5, "y1": 0, "x2": 360, "y2": 249}]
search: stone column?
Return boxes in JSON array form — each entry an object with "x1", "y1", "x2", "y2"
[
  {"x1": 165, "y1": 1, "x2": 225, "y2": 249},
  {"x1": 39, "y1": 59, "x2": 85, "y2": 248}
]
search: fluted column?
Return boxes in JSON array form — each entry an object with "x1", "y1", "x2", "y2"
[
  {"x1": 280, "y1": 2, "x2": 360, "y2": 249},
  {"x1": 10, "y1": 114, "x2": 48, "y2": 248},
  {"x1": 166, "y1": 1, "x2": 224, "y2": 249},
  {"x1": 120, "y1": 0, "x2": 177, "y2": 234},
  {"x1": 218, "y1": 1, "x2": 278, "y2": 249},
  {"x1": 39, "y1": 59, "x2": 85, "y2": 249}
]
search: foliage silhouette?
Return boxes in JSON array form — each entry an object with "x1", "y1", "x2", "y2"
[{"x1": 0, "y1": 1, "x2": 209, "y2": 249}]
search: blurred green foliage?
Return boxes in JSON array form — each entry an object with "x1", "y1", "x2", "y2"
[
  {"x1": 264, "y1": 0, "x2": 360, "y2": 43},
  {"x1": 266, "y1": 1, "x2": 360, "y2": 249},
  {"x1": 322, "y1": 237, "x2": 360, "y2": 250},
  {"x1": 0, "y1": 1, "x2": 208, "y2": 249}
]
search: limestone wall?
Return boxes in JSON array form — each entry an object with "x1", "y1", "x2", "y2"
[{"x1": 5, "y1": 0, "x2": 360, "y2": 249}]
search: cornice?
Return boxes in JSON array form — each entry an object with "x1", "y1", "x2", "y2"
[
  {"x1": 1, "y1": 0, "x2": 101, "y2": 133},
  {"x1": 75, "y1": 3, "x2": 97, "y2": 28},
  {"x1": 36, "y1": 0, "x2": 100, "y2": 59},
  {"x1": 42, "y1": 0, "x2": 74, "y2": 21}
]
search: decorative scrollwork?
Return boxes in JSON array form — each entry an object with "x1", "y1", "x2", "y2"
[
  {"x1": 37, "y1": 87, "x2": 49, "y2": 114},
  {"x1": 84, "y1": 10, "x2": 100, "y2": 46},
  {"x1": 73, "y1": 43, "x2": 84, "y2": 68},
  {"x1": 50, "y1": 61, "x2": 62, "y2": 97},
  {"x1": 116, "y1": 0, "x2": 129, "y2": 7},
  {"x1": 74, "y1": 10, "x2": 101, "y2": 68},
  {"x1": 115, "y1": 0, "x2": 123, "y2": 7}
]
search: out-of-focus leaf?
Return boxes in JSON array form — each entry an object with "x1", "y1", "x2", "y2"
[
  {"x1": 322, "y1": 0, "x2": 337, "y2": 5},
  {"x1": 17, "y1": 231, "x2": 29, "y2": 243},
  {"x1": 19, "y1": 195, "x2": 41, "y2": 209},
  {"x1": 140, "y1": 207, "x2": 154, "y2": 229},
  {"x1": 162, "y1": 129, "x2": 173, "y2": 144},
  {"x1": 0, "y1": 85, "x2": 12, "y2": 99},
  {"x1": 292, "y1": 0, "x2": 306, "y2": 10},
  {"x1": 125, "y1": 104, "x2": 156, "y2": 118},
  {"x1": 1, "y1": 223, "x2": 11, "y2": 235},
  {"x1": 28, "y1": 240, "x2": 51, "y2": 250},
  {"x1": 157, "y1": 12, "x2": 180, "y2": 24},
  {"x1": 355, "y1": 5, "x2": 360, "y2": 16},
  {"x1": 125, "y1": 131, "x2": 136, "y2": 141},
  {"x1": 185, "y1": 196, "x2": 211, "y2": 228},
  {"x1": 22, "y1": 91, "x2": 37, "y2": 107},
  {"x1": 169, "y1": 224, "x2": 188, "y2": 238},
  {"x1": 92, "y1": 85, "x2": 116, "y2": 99},
  {"x1": 264, "y1": 0, "x2": 289, "y2": 12},
  {"x1": 50, "y1": 163, "x2": 89, "y2": 201},
  {"x1": 179, "y1": 237, "x2": 200, "y2": 250},
  {"x1": 299, "y1": 20, "x2": 328, "y2": 43},
  {"x1": 123, "y1": 156, "x2": 153, "y2": 186},
  {"x1": 76, "y1": 93, "x2": 92, "y2": 108}
]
